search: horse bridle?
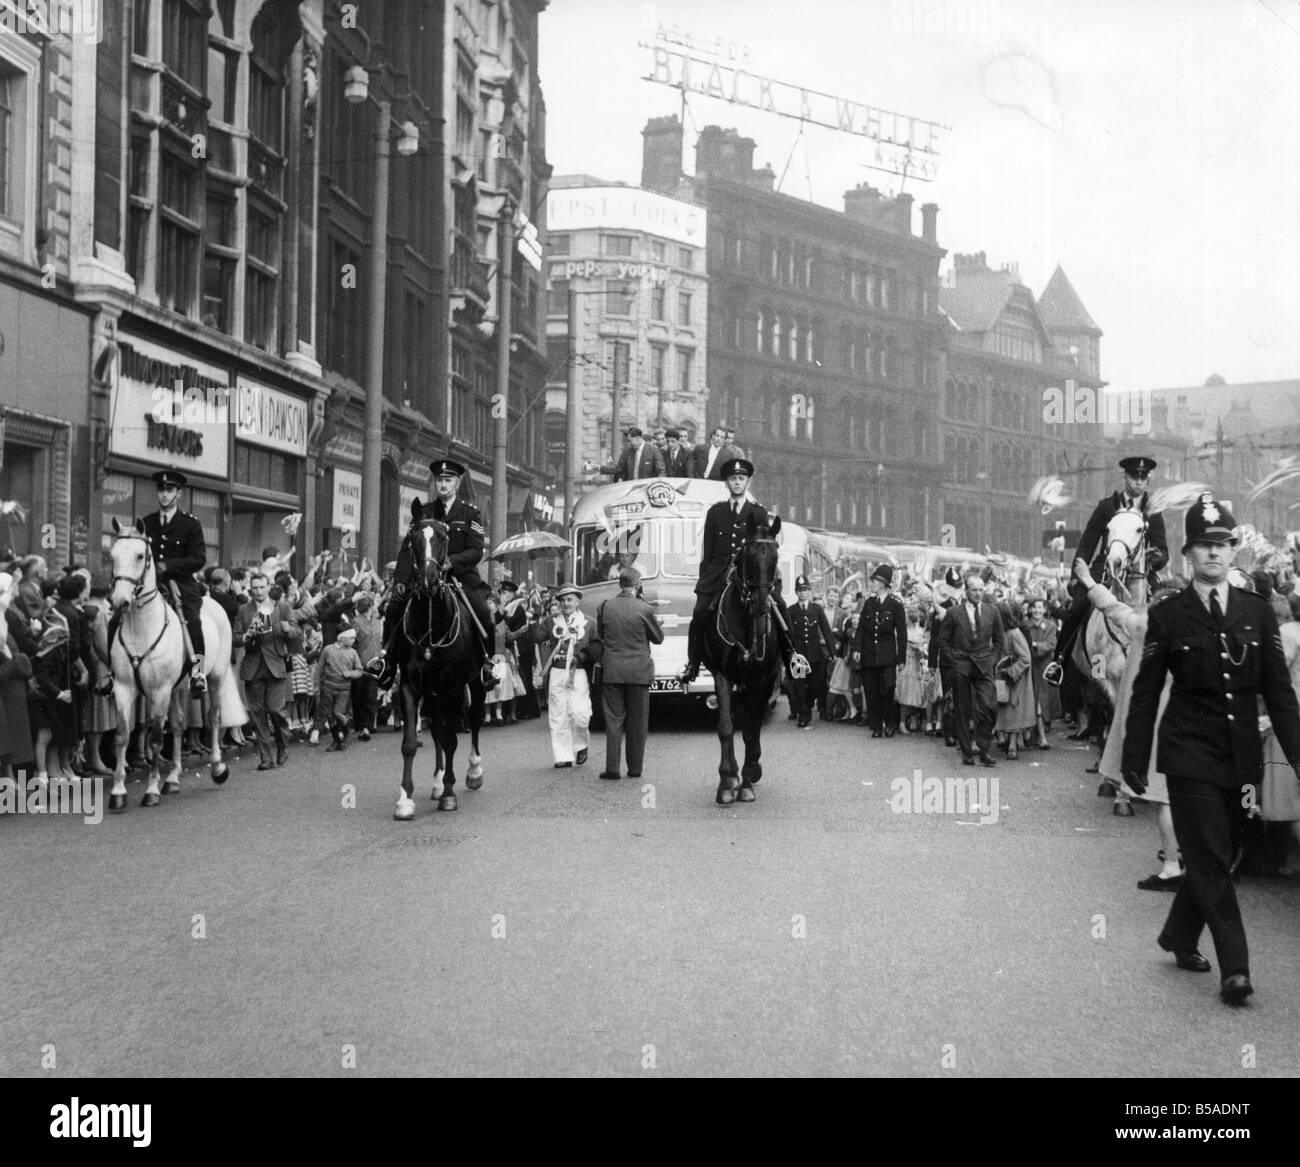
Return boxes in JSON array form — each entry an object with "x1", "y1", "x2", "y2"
[
  {"x1": 109, "y1": 532, "x2": 172, "y2": 690},
  {"x1": 403, "y1": 520, "x2": 461, "y2": 654},
  {"x1": 112, "y1": 533, "x2": 161, "y2": 604},
  {"x1": 718, "y1": 537, "x2": 778, "y2": 659}
]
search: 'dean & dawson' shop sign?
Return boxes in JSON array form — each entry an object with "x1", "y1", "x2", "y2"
[{"x1": 234, "y1": 379, "x2": 310, "y2": 457}]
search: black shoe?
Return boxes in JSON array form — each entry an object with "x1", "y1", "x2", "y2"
[
  {"x1": 871, "y1": 729, "x2": 883, "y2": 738},
  {"x1": 599, "y1": 771, "x2": 621, "y2": 781},
  {"x1": 1220, "y1": 974, "x2": 1254, "y2": 1004},
  {"x1": 1159, "y1": 937, "x2": 1211, "y2": 973},
  {"x1": 979, "y1": 752, "x2": 996, "y2": 767},
  {"x1": 962, "y1": 755, "x2": 975, "y2": 766},
  {"x1": 883, "y1": 727, "x2": 897, "y2": 738},
  {"x1": 276, "y1": 747, "x2": 288, "y2": 766},
  {"x1": 1137, "y1": 872, "x2": 1183, "y2": 891},
  {"x1": 554, "y1": 761, "x2": 572, "y2": 769},
  {"x1": 945, "y1": 736, "x2": 957, "y2": 747},
  {"x1": 853, "y1": 715, "x2": 868, "y2": 727},
  {"x1": 257, "y1": 761, "x2": 275, "y2": 771}
]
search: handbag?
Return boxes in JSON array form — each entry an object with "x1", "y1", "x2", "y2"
[{"x1": 995, "y1": 677, "x2": 1010, "y2": 705}]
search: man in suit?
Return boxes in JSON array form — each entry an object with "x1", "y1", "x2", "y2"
[
  {"x1": 677, "y1": 457, "x2": 798, "y2": 685},
  {"x1": 233, "y1": 571, "x2": 299, "y2": 770},
  {"x1": 787, "y1": 574, "x2": 836, "y2": 727},
  {"x1": 692, "y1": 423, "x2": 743, "y2": 480},
  {"x1": 596, "y1": 568, "x2": 664, "y2": 779},
  {"x1": 854, "y1": 564, "x2": 909, "y2": 737},
  {"x1": 141, "y1": 468, "x2": 209, "y2": 694},
  {"x1": 1043, "y1": 455, "x2": 1169, "y2": 685},
  {"x1": 1123, "y1": 494, "x2": 1300, "y2": 1006},
  {"x1": 662, "y1": 428, "x2": 694, "y2": 477},
  {"x1": 372, "y1": 458, "x2": 497, "y2": 689},
  {"x1": 611, "y1": 428, "x2": 666, "y2": 482},
  {"x1": 936, "y1": 569, "x2": 1006, "y2": 765}
]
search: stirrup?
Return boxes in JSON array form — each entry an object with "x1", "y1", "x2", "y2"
[
  {"x1": 1042, "y1": 660, "x2": 1063, "y2": 687},
  {"x1": 676, "y1": 664, "x2": 698, "y2": 691},
  {"x1": 365, "y1": 652, "x2": 387, "y2": 677},
  {"x1": 480, "y1": 662, "x2": 499, "y2": 689}
]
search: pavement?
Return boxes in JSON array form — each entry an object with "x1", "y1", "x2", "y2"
[{"x1": 3, "y1": 703, "x2": 1298, "y2": 1077}]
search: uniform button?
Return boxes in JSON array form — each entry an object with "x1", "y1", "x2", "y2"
[
  {"x1": 1222, "y1": 673, "x2": 1229, "y2": 679},
  {"x1": 1227, "y1": 714, "x2": 1234, "y2": 722},
  {"x1": 1225, "y1": 692, "x2": 1233, "y2": 700},
  {"x1": 1220, "y1": 653, "x2": 1228, "y2": 660}
]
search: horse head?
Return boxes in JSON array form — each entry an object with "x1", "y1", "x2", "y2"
[
  {"x1": 108, "y1": 517, "x2": 156, "y2": 611},
  {"x1": 407, "y1": 502, "x2": 451, "y2": 594},
  {"x1": 1103, "y1": 502, "x2": 1147, "y2": 588},
  {"x1": 737, "y1": 513, "x2": 782, "y2": 659}
]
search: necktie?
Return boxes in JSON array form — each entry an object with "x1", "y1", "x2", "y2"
[
  {"x1": 970, "y1": 604, "x2": 978, "y2": 636},
  {"x1": 1209, "y1": 588, "x2": 1224, "y2": 628},
  {"x1": 733, "y1": 501, "x2": 740, "y2": 516}
]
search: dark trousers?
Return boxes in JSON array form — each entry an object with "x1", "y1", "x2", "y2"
[
  {"x1": 244, "y1": 659, "x2": 288, "y2": 765},
  {"x1": 939, "y1": 666, "x2": 956, "y2": 739},
  {"x1": 1053, "y1": 587, "x2": 1090, "y2": 664},
  {"x1": 790, "y1": 659, "x2": 828, "y2": 725},
  {"x1": 860, "y1": 664, "x2": 899, "y2": 731},
  {"x1": 951, "y1": 669, "x2": 996, "y2": 758},
  {"x1": 602, "y1": 683, "x2": 650, "y2": 776},
  {"x1": 1163, "y1": 776, "x2": 1250, "y2": 976},
  {"x1": 350, "y1": 673, "x2": 378, "y2": 732},
  {"x1": 174, "y1": 581, "x2": 206, "y2": 657},
  {"x1": 516, "y1": 648, "x2": 539, "y2": 717}
]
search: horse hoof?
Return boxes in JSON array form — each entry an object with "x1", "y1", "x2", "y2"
[
  {"x1": 737, "y1": 785, "x2": 756, "y2": 803},
  {"x1": 211, "y1": 763, "x2": 229, "y2": 786},
  {"x1": 466, "y1": 772, "x2": 483, "y2": 791},
  {"x1": 109, "y1": 793, "x2": 128, "y2": 813},
  {"x1": 716, "y1": 787, "x2": 736, "y2": 806},
  {"x1": 161, "y1": 779, "x2": 180, "y2": 795},
  {"x1": 1113, "y1": 801, "x2": 1135, "y2": 817},
  {"x1": 141, "y1": 791, "x2": 161, "y2": 808},
  {"x1": 394, "y1": 795, "x2": 415, "y2": 821},
  {"x1": 437, "y1": 794, "x2": 458, "y2": 812}
]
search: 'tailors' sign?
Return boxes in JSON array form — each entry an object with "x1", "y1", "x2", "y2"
[{"x1": 643, "y1": 44, "x2": 947, "y2": 180}]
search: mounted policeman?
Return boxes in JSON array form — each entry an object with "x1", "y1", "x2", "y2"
[
  {"x1": 1043, "y1": 454, "x2": 1168, "y2": 685},
  {"x1": 370, "y1": 458, "x2": 498, "y2": 690}
]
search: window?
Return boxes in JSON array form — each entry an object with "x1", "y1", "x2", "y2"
[
  {"x1": 772, "y1": 316, "x2": 782, "y2": 358},
  {"x1": 608, "y1": 340, "x2": 631, "y2": 392},
  {"x1": 249, "y1": 58, "x2": 284, "y2": 155},
  {"x1": 201, "y1": 193, "x2": 237, "y2": 332},
  {"x1": 323, "y1": 235, "x2": 365, "y2": 380},
  {"x1": 788, "y1": 320, "x2": 799, "y2": 361},
  {"x1": 134, "y1": 0, "x2": 153, "y2": 55},
  {"x1": 678, "y1": 247, "x2": 693, "y2": 270},
  {"x1": 547, "y1": 277, "x2": 570, "y2": 317},
  {"x1": 244, "y1": 205, "x2": 279, "y2": 350},
  {"x1": 677, "y1": 290, "x2": 692, "y2": 326},
  {"x1": 549, "y1": 234, "x2": 570, "y2": 256},
  {"x1": 162, "y1": 0, "x2": 206, "y2": 89},
  {"x1": 756, "y1": 310, "x2": 765, "y2": 352},
  {"x1": 603, "y1": 235, "x2": 634, "y2": 257},
  {"x1": 158, "y1": 153, "x2": 200, "y2": 316},
  {"x1": 677, "y1": 348, "x2": 693, "y2": 394},
  {"x1": 650, "y1": 344, "x2": 666, "y2": 390},
  {"x1": 0, "y1": 69, "x2": 13, "y2": 219},
  {"x1": 604, "y1": 279, "x2": 635, "y2": 316},
  {"x1": 650, "y1": 284, "x2": 666, "y2": 321},
  {"x1": 650, "y1": 239, "x2": 666, "y2": 262}
]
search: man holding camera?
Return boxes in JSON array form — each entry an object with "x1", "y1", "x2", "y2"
[{"x1": 233, "y1": 571, "x2": 299, "y2": 771}]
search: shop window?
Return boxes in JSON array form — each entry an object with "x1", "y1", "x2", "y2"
[{"x1": 0, "y1": 441, "x2": 46, "y2": 557}]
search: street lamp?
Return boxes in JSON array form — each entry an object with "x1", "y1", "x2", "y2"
[{"x1": 342, "y1": 63, "x2": 422, "y2": 566}]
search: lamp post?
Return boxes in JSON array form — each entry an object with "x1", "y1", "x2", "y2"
[
  {"x1": 346, "y1": 66, "x2": 420, "y2": 567},
  {"x1": 491, "y1": 195, "x2": 514, "y2": 578}
]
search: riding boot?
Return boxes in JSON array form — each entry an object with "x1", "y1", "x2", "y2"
[
  {"x1": 189, "y1": 655, "x2": 207, "y2": 695},
  {"x1": 677, "y1": 618, "x2": 702, "y2": 687}
]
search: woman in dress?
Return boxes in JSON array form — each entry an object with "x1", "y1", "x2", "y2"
[
  {"x1": 994, "y1": 600, "x2": 1034, "y2": 759},
  {"x1": 0, "y1": 571, "x2": 35, "y2": 791},
  {"x1": 827, "y1": 591, "x2": 859, "y2": 722},
  {"x1": 895, "y1": 605, "x2": 930, "y2": 734},
  {"x1": 81, "y1": 574, "x2": 116, "y2": 775},
  {"x1": 1024, "y1": 597, "x2": 1060, "y2": 748}
]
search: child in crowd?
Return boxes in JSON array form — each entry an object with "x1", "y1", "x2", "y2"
[{"x1": 314, "y1": 625, "x2": 364, "y2": 750}]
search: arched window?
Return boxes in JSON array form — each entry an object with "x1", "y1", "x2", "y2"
[
  {"x1": 807, "y1": 318, "x2": 819, "y2": 364},
  {"x1": 772, "y1": 315, "x2": 783, "y2": 358},
  {"x1": 788, "y1": 319, "x2": 799, "y2": 361}
]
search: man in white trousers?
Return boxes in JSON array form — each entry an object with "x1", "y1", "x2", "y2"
[{"x1": 546, "y1": 585, "x2": 603, "y2": 768}]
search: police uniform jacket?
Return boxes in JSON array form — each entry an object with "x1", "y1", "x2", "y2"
[
  {"x1": 1074, "y1": 491, "x2": 1168, "y2": 582},
  {"x1": 1122, "y1": 585, "x2": 1300, "y2": 787},
  {"x1": 789, "y1": 600, "x2": 835, "y2": 664},
  {"x1": 695, "y1": 498, "x2": 769, "y2": 596},
  {"x1": 855, "y1": 593, "x2": 908, "y2": 668},
  {"x1": 142, "y1": 509, "x2": 206, "y2": 589},
  {"x1": 393, "y1": 497, "x2": 487, "y2": 591}
]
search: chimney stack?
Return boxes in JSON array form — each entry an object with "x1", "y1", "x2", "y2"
[
  {"x1": 920, "y1": 202, "x2": 938, "y2": 244},
  {"x1": 695, "y1": 125, "x2": 756, "y2": 180},
  {"x1": 641, "y1": 115, "x2": 684, "y2": 193},
  {"x1": 895, "y1": 192, "x2": 914, "y2": 235}
]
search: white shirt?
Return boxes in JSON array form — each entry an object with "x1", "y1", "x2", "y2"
[
  {"x1": 159, "y1": 508, "x2": 176, "y2": 525},
  {"x1": 704, "y1": 445, "x2": 720, "y2": 476},
  {"x1": 1192, "y1": 579, "x2": 1229, "y2": 618},
  {"x1": 966, "y1": 601, "x2": 980, "y2": 630}
]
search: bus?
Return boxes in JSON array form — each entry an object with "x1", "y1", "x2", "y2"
[
  {"x1": 569, "y1": 477, "x2": 809, "y2": 702},
  {"x1": 804, "y1": 531, "x2": 900, "y2": 595}
]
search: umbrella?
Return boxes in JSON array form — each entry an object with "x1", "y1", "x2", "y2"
[{"x1": 489, "y1": 530, "x2": 570, "y2": 560}]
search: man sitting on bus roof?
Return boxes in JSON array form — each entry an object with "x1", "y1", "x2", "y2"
[{"x1": 677, "y1": 458, "x2": 801, "y2": 687}]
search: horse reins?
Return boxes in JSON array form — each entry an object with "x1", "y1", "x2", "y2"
[{"x1": 109, "y1": 534, "x2": 173, "y2": 692}]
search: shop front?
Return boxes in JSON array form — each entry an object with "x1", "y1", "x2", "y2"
[
  {"x1": 228, "y1": 377, "x2": 310, "y2": 570},
  {"x1": 103, "y1": 334, "x2": 230, "y2": 568}
]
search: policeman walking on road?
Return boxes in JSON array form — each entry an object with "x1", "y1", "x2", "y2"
[
  {"x1": 1123, "y1": 494, "x2": 1300, "y2": 1006},
  {"x1": 787, "y1": 575, "x2": 835, "y2": 728}
]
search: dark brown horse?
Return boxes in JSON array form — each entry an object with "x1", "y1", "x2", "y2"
[
  {"x1": 392, "y1": 502, "x2": 486, "y2": 819},
  {"x1": 701, "y1": 515, "x2": 784, "y2": 805}
]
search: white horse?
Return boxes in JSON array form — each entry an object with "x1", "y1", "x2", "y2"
[{"x1": 104, "y1": 520, "x2": 245, "y2": 811}]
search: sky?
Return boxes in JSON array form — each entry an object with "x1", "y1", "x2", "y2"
[{"x1": 537, "y1": 0, "x2": 1300, "y2": 394}]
